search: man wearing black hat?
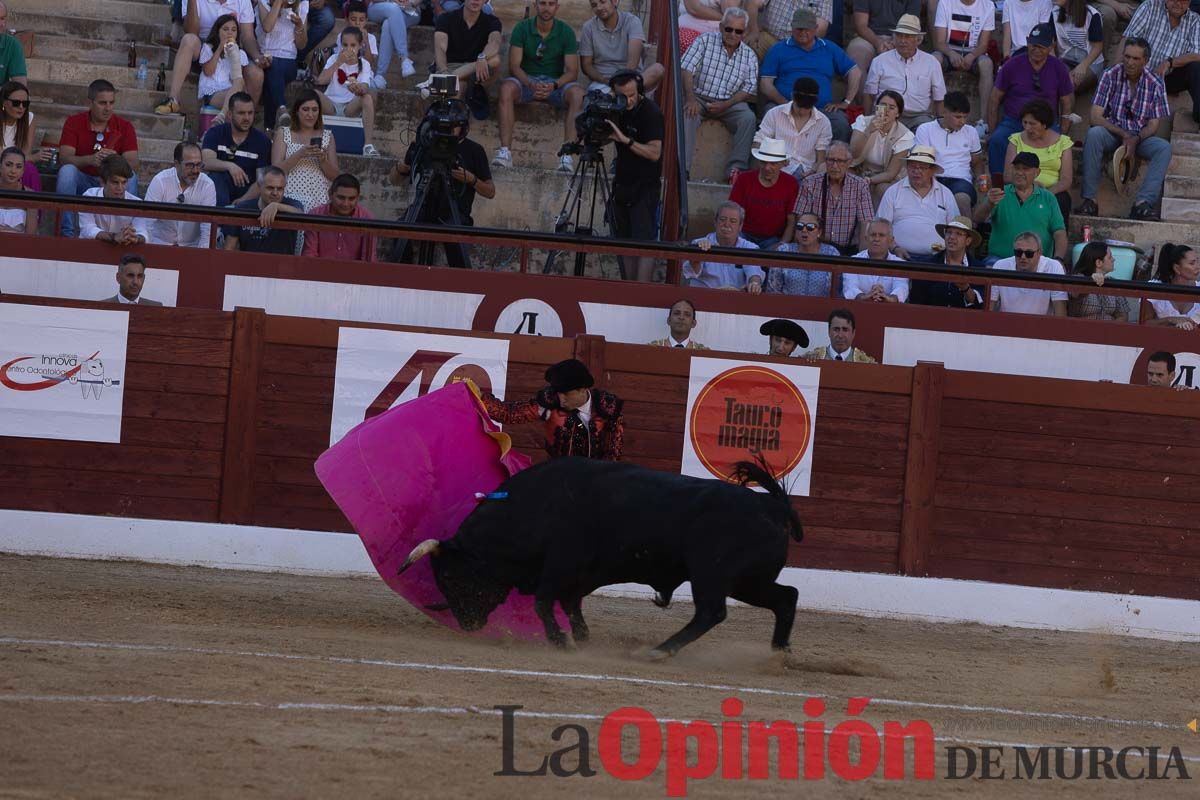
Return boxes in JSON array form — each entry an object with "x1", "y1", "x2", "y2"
[
  {"x1": 606, "y1": 68, "x2": 665, "y2": 283},
  {"x1": 480, "y1": 358, "x2": 625, "y2": 461},
  {"x1": 760, "y1": 318, "x2": 810, "y2": 357}
]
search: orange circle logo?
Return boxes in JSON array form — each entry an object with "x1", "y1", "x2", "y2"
[{"x1": 689, "y1": 366, "x2": 812, "y2": 482}]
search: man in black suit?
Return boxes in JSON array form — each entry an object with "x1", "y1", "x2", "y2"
[{"x1": 101, "y1": 254, "x2": 163, "y2": 306}]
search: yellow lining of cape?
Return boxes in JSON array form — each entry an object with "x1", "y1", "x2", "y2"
[{"x1": 457, "y1": 377, "x2": 515, "y2": 462}]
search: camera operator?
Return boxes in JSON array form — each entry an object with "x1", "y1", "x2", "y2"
[
  {"x1": 388, "y1": 99, "x2": 494, "y2": 269},
  {"x1": 605, "y1": 69, "x2": 663, "y2": 283}
]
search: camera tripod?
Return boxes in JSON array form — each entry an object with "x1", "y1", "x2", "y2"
[
  {"x1": 544, "y1": 142, "x2": 618, "y2": 278},
  {"x1": 392, "y1": 157, "x2": 471, "y2": 269}
]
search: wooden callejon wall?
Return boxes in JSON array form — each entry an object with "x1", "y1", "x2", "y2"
[
  {"x1": 1, "y1": 297, "x2": 233, "y2": 523},
  {"x1": 2, "y1": 297, "x2": 1198, "y2": 601}
]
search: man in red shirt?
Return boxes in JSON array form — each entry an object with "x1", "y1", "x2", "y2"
[
  {"x1": 57, "y1": 79, "x2": 141, "y2": 238},
  {"x1": 301, "y1": 173, "x2": 377, "y2": 261},
  {"x1": 727, "y1": 137, "x2": 799, "y2": 248}
]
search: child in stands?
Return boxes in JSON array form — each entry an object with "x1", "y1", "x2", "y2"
[
  {"x1": 199, "y1": 14, "x2": 248, "y2": 125},
  {"x1": 316, "y1": 26, "x2": 380, "y2": 157}
]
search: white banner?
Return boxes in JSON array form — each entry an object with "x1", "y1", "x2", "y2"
[
  {"x1": 0, "y1": 256, "x2": 179, "y2": 306},
  {"x1": 581, "y1": 302, "x2": 828, "y2": 355},
  {"x1": 680, "y1": 357, "x2": 821, "y2": 496},
  {"x1": 0, "y1": 304, "x2": 129, "y2": 443},
  {"x1": 329, "y1": 328, "x2": 510, "y2": 446}
]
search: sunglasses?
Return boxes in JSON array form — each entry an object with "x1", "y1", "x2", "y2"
[
  {"x1": 1014, "y1": 248, "x2": 1039, "y2": 259},
  {"x1": 797, "y1": 222, "x2": 820, "y2": 232},
  {"x1": 723, "y1": 26, "x2": 745, "y2": 34},
  {"x1": 6, "y1": 98, "x2": 29, "y2": 108}
]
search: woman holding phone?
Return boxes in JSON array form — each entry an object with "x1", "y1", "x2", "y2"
[{"x1": 271, "y1": 88, "x2": 338, "y2": 211}]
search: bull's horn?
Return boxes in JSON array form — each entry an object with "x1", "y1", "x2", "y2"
[{"x1": 398, "y1": 539, "x2": 440, "y2": 574}]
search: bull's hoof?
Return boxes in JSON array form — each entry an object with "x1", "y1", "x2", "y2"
[
  {"x1": 772, "y1": 643, "x2": 792, "y2": 653},
  {"x1": 646, "y1": 647, "x2": 672, "y2": 661},
  {"x1": 652, "y1": 592, "x2": 671, "y2": 608}
]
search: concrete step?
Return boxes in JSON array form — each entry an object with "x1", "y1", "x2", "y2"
[
  {"x1": 6, "y1": 0, "x2": 168, "y2": 25},
  {"x1": 1164, "y1": 174, "x2": 1200, "y2": 200},
  {"x1": 1068, "y1": 214, "x2": 1190, "y2": 257},
  {"x1": 1169, "y1": 133, "x2": 1200, "y2": 158},
  {"x1": 27, "y1": 79, "x2": 199, "y2": 117},
  {"x1": 26, "y1": 57, "x2": 193, "y2": 92},
  {"x1": 13, "y1": 10, "x2": 171, "y2": 45},
  {"x1": 1159, "y1": 197, "x2": 1200, "y2": 223},
  {"x1": 32, "y1": 104, "x2": 187, "y2": 144},
  {"x1": 32, "y1": 34, "x2": 172, "y2": 70},
  {"x1": 1168, "y1": 153, "x2": 1200, "y2": 175}
]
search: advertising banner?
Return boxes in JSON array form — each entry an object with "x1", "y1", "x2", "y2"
[
  {"x1": 680, "y1": 357, "x2": 821, "y2": 496},
  {"x1": 329, "y1": 328, "x2": 510, "y2": 446},
  {"x1": 0, "y1": 303, "x2": 129, "y2": 443}
]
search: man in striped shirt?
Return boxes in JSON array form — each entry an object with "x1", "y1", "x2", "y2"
[
  {"x1": 1123, "y1": 0, "x2": 1200, "y2": 122},
  {"x1": 680, "y1": 7, "x2": 759, "y2": 183}
]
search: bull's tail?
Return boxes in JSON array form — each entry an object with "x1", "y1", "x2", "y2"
[{"x1": 731, "y1": 457, "x2": 804, "y2": 543}]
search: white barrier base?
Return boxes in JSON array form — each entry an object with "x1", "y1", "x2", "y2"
[{"x1": 3, "y1": 509, "x2": 1198, "y2": 643}]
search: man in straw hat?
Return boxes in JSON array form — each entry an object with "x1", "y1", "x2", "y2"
[
  {"x1": 875, "y1": 145, "x2": 958, "y2": 261},
  {"x1": 846, "y1": 0, "x2": 922, "y2": 91},
  {"x1": 760, "y1": 318, "x2": 810, "y2": 357},
  {"x1": 864, "y1": 13, "x2": 946, "y2": 130},
  {"x1": 909, "y1": 216, "x2": 987, "y2": 308},
  {"x1": 729, "y1": 137, "x2": 800, "y2": 248},
  {"x1": 1078, "y1": 37, "x2": 1172, "y2": 221}
]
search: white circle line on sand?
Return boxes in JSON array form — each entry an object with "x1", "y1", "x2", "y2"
[
  {"x1": 1, "y1": 693, "x2": 1196, "y2": 766},
  {"x1": 0, "y1": 636, "x2": 1175, "y2": 733}
]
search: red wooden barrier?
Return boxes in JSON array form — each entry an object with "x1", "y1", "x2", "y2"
[{"x1": 2, "y1": 296, "x2": 1198, "y2": 600}]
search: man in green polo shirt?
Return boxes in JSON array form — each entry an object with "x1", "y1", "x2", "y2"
[
  {"x1": 492, "y1": 0, "x2": 585, "y2": 172},
  {"x1": 974, "y1": 151, "x2": 1067, "y2": 262},
  {"x1": 0, "y1": 2, "x2": 29, "y2": 86}
]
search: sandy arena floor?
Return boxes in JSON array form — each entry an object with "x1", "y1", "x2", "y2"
[{"x1": 0, "y1": 554, "x2": 1196, "y2": 798}]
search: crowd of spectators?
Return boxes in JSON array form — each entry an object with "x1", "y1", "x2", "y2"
[
  {"x1": 0, "y1": 0, "x2": 1198, "y2": 333},
  {"x1": 675, "y1": 0, "x2": 1200, "y2": 329}
]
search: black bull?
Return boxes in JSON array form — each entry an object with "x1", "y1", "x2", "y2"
[{"x1": 399, "y1": 457, "x2": 804, "y2": 658}]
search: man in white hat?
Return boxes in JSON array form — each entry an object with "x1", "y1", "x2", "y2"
[
  {"x1": 728, "y1": 137, "x2": 799, "y2": 248},
  {"x1": 847, "y1": 0, "x2": 922, "y2": 89},
  {"x1": 864, "y1": 14, "x2": 946, "y2": 130},
  {"x1": 909, "y1": 215, "x2": 987, "y2": 308},
  {"x1": 875, "y1": 145, "x2": 958, "y2": 260}
]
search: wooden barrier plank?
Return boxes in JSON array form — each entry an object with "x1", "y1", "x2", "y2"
[
  {"x1": 219, "y1": 308, "x2": 266, "y2": 525},
  {"x1": 790, "y1": 497, "x2": 903, "y2": 532},
  {"x1": 254, "y1": 483, "x2": 343, "y2": 512},
  {"x1": 126, "y1": 362, "x2": 230, "y2": 396},
  {"x1": 255, "y1": 456, "x2": 323, "y2": 488},
  {"x1": 898, "y1": 363, "x2": 945, "y2": 576},
  {"x1": 7, "y1": 488, "x2": 217, "y2": 522},
  {"x1": 944, "y1": 368, "x2": 1200, "y2": 420},
  {"x1": 927, "y1": 556, "x2": 1200, "y2": 601},
  {"x1": 934, "y1": 534, "x2": 1200, "y2": 579},
  {"x1": 935, "y1": 480, "x2": 1200, "y2": 529},
  {"x1": 942, "y1": 398, "x2": 1200, "y2": 448},
  {"x1": 931, "y1": 507, "x2": 1200, "y2": 558},
  {"x1": 797, "y1": 527, "x2": 901, "y2": 553},
  {"x1": 120, "y1": 419, "x2": 226, "y2": 452},
  {"x1": 788, "y1": 546, "x2": 900, "y2": 573},
  {"x1": 940, "y1": 426, "x2": 1200, "y2": 477},
  {"x1": 123, "y1": 390, "x2": 228, "y2": 425},
  {"x1": 126, "y1": 334, "x2": 234, "y2": 368},
  {"x1": 252, "y1": 504, "x2": 351, "y2": 532},
  {"x1": 255, "y1": 426, "x2": 328, "y2": 459},
  {"x1": 125, "y1": 309, "x2": 234, "y2": 341},
  {"x1": 811, "y1": 417, "x2": 909, "y2": 451},
  {"x1": 938, "y1": 452, "x2": 1200, "y2": 503},
  {"x1": 0, "y1": 440, "x2": 223, "y2": 479},
  {"x1": 0, "y1": 466, "x2": 219, "y2": 501}
]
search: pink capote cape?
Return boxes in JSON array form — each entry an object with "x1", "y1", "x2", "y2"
[{"x1": 315, "y1": 381, "x2": 565, "y2": 639}]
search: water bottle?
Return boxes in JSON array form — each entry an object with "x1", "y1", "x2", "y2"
[{"x1": 136, "y1": 59, "x2": 148, "y2": 89}]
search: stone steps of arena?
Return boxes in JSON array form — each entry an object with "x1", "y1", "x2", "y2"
[
  {"x1": 32, "y1": 34, "x2": 173, "y2": 71},
  {"x1": 5, "y1": 1, "x2": 171, "y2": 43}
]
